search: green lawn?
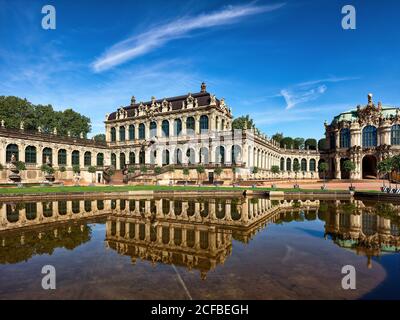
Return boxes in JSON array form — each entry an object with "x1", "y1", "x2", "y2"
[{"x1": 0, "y1": 184, "x2": 351, "y2": 195}]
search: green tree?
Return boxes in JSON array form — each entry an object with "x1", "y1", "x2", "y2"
[
  {"x1": 0, "y1": 96, "x2": 92, "y2": 137},
  {"x1": 272, "y1": 133, "x2": 284, "y2": 144},
  {"x1": 214, "y1": 167, "x2": 223, "y2": 180},
  {"x1": 182, "y1": 168, "x2": 190, "y2": 184},
  {"x1": 92, "y1": 134, "x2": 106, "y2": 142},
  {"x1": 305, "y1": 138, "x2": 317, "y2": 150},
  {"x1": 280, "y1": 137, "x2": 294, "y2": 149},
  {"x1": 271, "y1": 165, "x2": 280, "y2": 178},
  {"x1": 140, "y1": 165, "x2": 148, "y2": 174},
  {"x1": 16, "y1": 161, "x2": 26, "y2": 172},
  {"x1": 72, "y1": 165, "x2": 81, "y2": 175},
  {"x1": 232, "y1": 115, "x2": 255, "y2": 130},
  {"x1": 343, "y1": 160, "x2": 356, "y2": 189},
  {"x1": 196, "y1": 165, "x2": 205, "y2": 184},
  {"x1": 293, "y1": 161, "x2": 300, "y2": 185},
  {"x1": 128, "y1": 166, "x2": 136, "y2": 174},
  {"x1": 318, "y1": 138, "x2": 327, "y2": 151},
  {"x1": 294, "y1": 137, "x2": 305, "y2": 150},
  {"x1": 88, "y1": 165, "x2": 97, "y2": 184},
  {"x1": 319, "y1": 162, "x2": 329, "y2": 189},
  {"x1": 377, "y1": 158, "x2": 393, "y2": 188},
  {"x1": 154, "y1": 166, "x2": 162, "y2": 175},
  {"x1": 40, "y1": 164, "x2": 55, "y2": 175}
]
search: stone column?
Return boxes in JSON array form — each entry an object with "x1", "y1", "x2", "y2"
[
  {"x1": 182, "y1": 116, "x2": 187, "y2": 136},
  {"x1": 335, "y1": 156, "x2": 341, "y2": 179}
]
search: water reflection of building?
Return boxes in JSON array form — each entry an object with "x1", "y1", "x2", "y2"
[
  {"x1": 0, "y1": 199, "x2": 111, "y2": 231},
  {"x1": 0, "y1": 197, "x2": 320, "y2": 276},
  {"x1": 324, "y1": 200, "x2": 400, "y2": 268},
  {"x1": 105, "y1": 197, "x2": 320, "y2": 278}
]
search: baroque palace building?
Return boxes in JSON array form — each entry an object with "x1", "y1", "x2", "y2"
[
  {"x1": 324, "y1": 93, "x2": 400, "y2": 180},
  {"x1": 0, "y1": 82, "x2": 329, "y2": 184}
]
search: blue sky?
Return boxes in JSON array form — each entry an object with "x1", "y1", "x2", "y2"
[{"x1": 1, "y1": 0, "x2": 400, "y2": 140}]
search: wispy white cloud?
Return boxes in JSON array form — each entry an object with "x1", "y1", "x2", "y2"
[
  {"x1": 91, "y1": 2, "x2": 286, "y2": 72},
  {"x1": 280, "y1": 76, "x2": 358, "y2": 109},
  {"x1": 251, "y1": 103, "x2": 349, "y2": 125}
]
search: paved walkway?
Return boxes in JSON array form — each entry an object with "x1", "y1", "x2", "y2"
[{"x1": 266, "y1": 180, "x2": 387, "y2": 191}]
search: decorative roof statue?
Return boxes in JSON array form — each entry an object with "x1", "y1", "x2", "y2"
[
  {"x1": 0, "y1": 120, "x2": 4, "y2": 128},
  {"x1": 20, "y1": 121, "x2": 24, "y2": 130},
  {"x1": 210, "y1": 94, "x2": 217, "y2": 106},
  {"x1": 201, "y1": 82, "x2": 207, "y2": 93},
  {"x1": 80, "y1": 132, "x2": 84, "y2": 139},
  {"x1": 53, "y1": 127, "x2": 57, "y2": 135},
  {"x1": 131, "y1": 96, "x2": 136, "y2": 105},
  {"x1": 368, "y1": 93, "x2": 373, "y2": 106},
  {"x1": 38, "y1": 126, "x2": 42, "y2": 133}
]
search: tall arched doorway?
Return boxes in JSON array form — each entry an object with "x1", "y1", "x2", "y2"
[{"x1": 362, "y1": 155, "x2": 377, "y2": 179}]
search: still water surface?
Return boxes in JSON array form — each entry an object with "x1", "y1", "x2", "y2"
[{"x1": 0, "y1": 196, "x2": 399, "y2": 299}]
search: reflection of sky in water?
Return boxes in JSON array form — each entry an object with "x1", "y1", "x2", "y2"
[{"x1": 0, "y1": 200, "x2": 399, "y2": 299}]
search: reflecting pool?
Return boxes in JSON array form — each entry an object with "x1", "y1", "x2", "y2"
[{"x1": 0, "y1": 196, "x2": 399, "y2": 299}]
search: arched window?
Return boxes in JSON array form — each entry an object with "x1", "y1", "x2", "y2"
[
  {"x1": 221, "y1": 119, "x2": 225, "y2": 130},
  {"x1": 42, "y1": 148, "x2": 52, "y2": 164},
  {"x1": 216, "y1": 146, "x2": 225, "y2": 164},
  {"x1": 174, "y1": 149, "x2": 182, "y2": 165},
  {"x1": 362, "y1": 125, "x2": 377, "y2": 147},
  {"x1": 58, "y1": 149, "x2": 67, "y2": 165},
  {"x1": 6, "y1": 144, "x2": 18, "y2": 162},
  {"x1": 25, "y1": 146, "x2": 37, "y2": 164},
  {"x1": 330, "y1": 133, "x2": 336, "y2": 149},
  {"x1": 72, "y1": 151, "x2": 80, "y2": 165},
  {"x1": 96, "y1": 153, "x2": 104, "y2": 166},
  {"x1": 150, "y1": 121, "x2": 157, "y2": 138},
  {"x1": 120, "y1": 153, "x2": 126, "y2": 169},
  {"x1": 139, "y1": 123, "x2": 145, "y2": 139},
  {"x1": 340, "y1": 128, "x2": 350, "y2": 148},
  {"x1": 174, "y1": 119, "x2": 182, "y2": 136},
  {"x1": 186, "y1": 148, "x2": 195, "y2": 164},
  {"x1": 111, "y1": 153, "x2": 116, "y2": 167},
  {"x1": 111, "y1": 127, "x2": 116, "y2": 142},
  {"x1": 293, "y1": 158, "x2": 299, "y2": 170},
  {"x1": 186, "y1": 117, "x2": 195, "y2": 135},
  {"x1": 231, "y1": 145, "x2": 241, "y2": 164},
  {"x1": 84, "y1": 151, "x2": 91, "y2": 166},
  {"x1": 280, "y1": 157, "x2": 285, "y2": 171},
  {"x1": 286, "y1": 158, "x2": 292, "y2": 171},
  {"x1": 309, "y1": 159, "x2": 316, "y2": 171},
  {"x1": 139, "y1": 150, "x2": 145, "y2": 164},
  {"x1": 200, "y1": 147, "x2": 209, "y2": 164},
  {"x1": 119, "y1": 126, "x2": 125, "y2": 141},
  {"x1": 129, "y1": 152, "x2": 135, "y2": 164},
  {"x1": 200, "y1": 115, "x2": 209, "y2": 132},
  {"x1": 301, "y1": 158, "x2": 307, "y2": 171},
  {"x1": 129, "y1": 125, "x2": 135, "y2": 140},
  {"x1": 162, "y1": 150, "x2": 170, "y2": 165},
  {"x1": 391, "y1": 125, "x2": 400, "y2": 145},
  {"x1": 162, "y1": 120, "x2": 169, "y2": 137}
]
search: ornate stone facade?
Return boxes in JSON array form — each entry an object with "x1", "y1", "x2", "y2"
[
  {"x1": 324, "y1": 94, "x2": 400, "y2": 179},
  {"x1": 0, "y1": 83, "x2": 320, "y2": 183}
]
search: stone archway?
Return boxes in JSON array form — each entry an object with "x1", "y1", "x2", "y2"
[{"x1": 362, "y1": 155, "x2": 377, "y2": 179}]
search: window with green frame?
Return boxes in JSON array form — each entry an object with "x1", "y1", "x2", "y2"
[
  {"x1": 25, "y1": 146, "x2": 37, "y2": 164},
  {"x1": 72, "y1": 151, "x2": 80, "y2": 165},
  {"x1": 58, "y1": 149, "x2": 67, "y2": 165},
  {"x1": 84, "y1": 151, "x2": 91, "y2": 166}
]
